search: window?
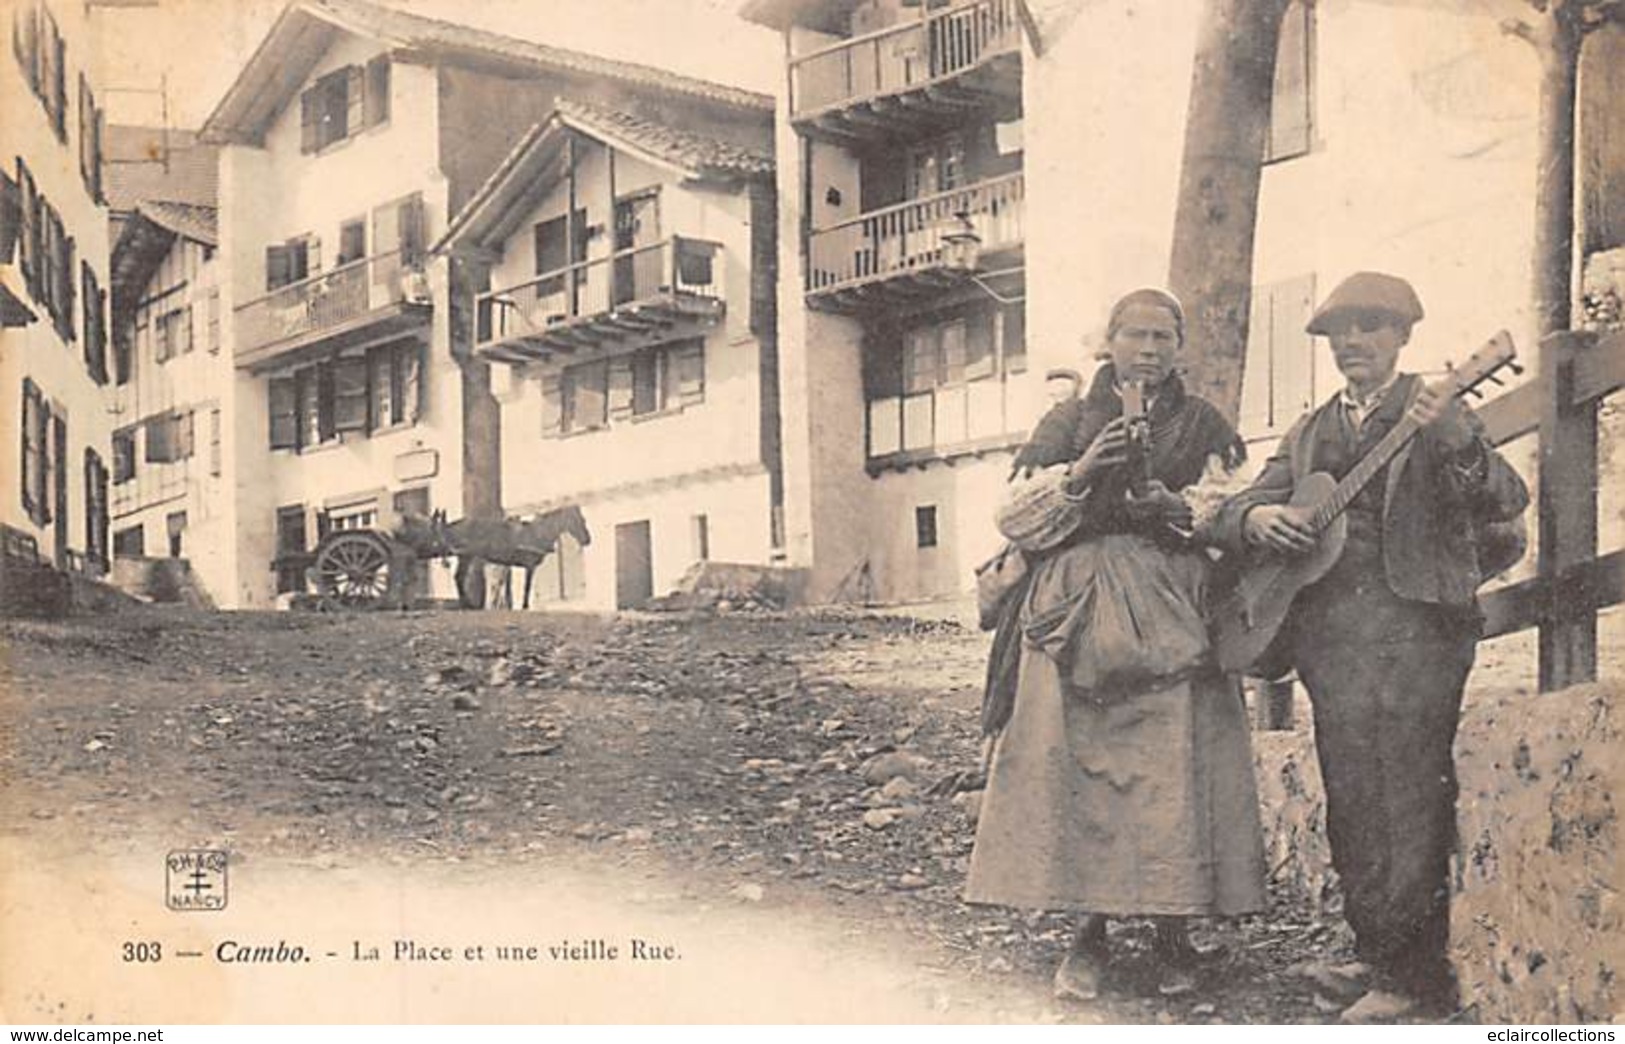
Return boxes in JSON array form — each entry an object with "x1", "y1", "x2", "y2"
[
  {"x1": 269, "y1": 341, "x2": 422, "y2": 450},
  {"x1": 144, "y1": 410, "x2": 194, "y2": 464},
  {"x1": 1265, "y1": 0, "x2": 1314, "y2": 163},
  {"x1": 337, "y1": 218, "x2": 366, "y2": 266},
  {"x1": 166, "y1": 510, "x2": 185, "y2": 558},
  {"x1": 865, "y1": 302, "x2": 1025, "y2": 461},
  {"x1": 372, "y1": 193, "x2": 425, "y2": 274},
  {"x1": 299, "y1": 59, "x2": 388, "y2": 154},
  {"x1": 83, "y1": 449, "x2": 107, "y2": 570},
  {"x1": 266, "y1": 235, "x2": 317, "y2": 290},
  {"x1": 20, "y1": 378, "x2": 47, "y2": 524},
  {"x1": 78, "y1": 73, "x2": 103, "y2": 202},
  {"x1": 915, "y1": 505, "x2": 939, "y2": 549},
  {"x1": 18, "y1": 165, "x2": 75, "y2": 341},
  {"x1": 906, "y1": 133, "x2": 965, "y2": 199},
  {"x1": 154, "y1": 306, "x2": 191, "y2": 362},
  {"x1": 113, "y1": 525, "x2": 144, "y2": 558},
  {"x1": 541, "y1": 340, "x2": 704, "y2": 437},
  {"x1": 1239, "y1": 274, "x2": 1318, "y2": 436},
  {"x1": 111, "y1": 428, "x2": 135, "y2": 483},
  {"x1": 81, "y1": 262, "x2": 106, "y2": 382},
  {"x1": 14, "y1": 4, "x2": 67, "y2": 141}
]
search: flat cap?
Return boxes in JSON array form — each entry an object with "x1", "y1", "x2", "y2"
[{"x1": 1306, "y1": 272, "x2": 1424, "y2": 335}]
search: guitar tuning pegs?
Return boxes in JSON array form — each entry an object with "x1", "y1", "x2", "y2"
[
  {"x1": 1486, "y1": 373, "x2": 1506, "y2": 386},
  {"x1": 1507, "y1": 360, "x2": 1525, "y2": 375},
  {"x1": 1464, "y1": 386, "x2": 1485, "y2": 400}
]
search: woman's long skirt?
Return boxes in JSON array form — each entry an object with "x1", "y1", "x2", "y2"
[{"x1": 965, "y1": 645, "x2": 1267, "y2": 916}]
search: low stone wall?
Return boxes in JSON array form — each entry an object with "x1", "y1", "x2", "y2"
[{"x1": 1252, "y1": 679, "x2": 1622, "y2": 1022}]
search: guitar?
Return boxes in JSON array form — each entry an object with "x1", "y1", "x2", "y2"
[{"x1": 1211, "y1": 331, "x2": 1521, "y2": 677}]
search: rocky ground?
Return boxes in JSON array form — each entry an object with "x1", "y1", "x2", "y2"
[{"x1": 1, "y1": 603, "x2": 1584, "y2": 1024}]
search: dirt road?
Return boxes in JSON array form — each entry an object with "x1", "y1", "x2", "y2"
[{"x1": 0, "y1": 607, "x2": 1352, "y2": 1023}]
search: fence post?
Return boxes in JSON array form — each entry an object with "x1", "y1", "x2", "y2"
[{"x1": 1537, "y1": 330, "x2": 1599, "y2": 691}]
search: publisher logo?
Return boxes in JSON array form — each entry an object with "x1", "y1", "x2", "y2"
[{"x1": 166, "y1": 850, "x2": 228, "y2": 911}]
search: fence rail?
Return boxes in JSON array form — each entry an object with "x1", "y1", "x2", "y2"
[
  {"x1": 789, "y1": 0, "x2": 1021, "y2": 116},
  {"x1": 235, "y1": 250, "x2": 425, "y2": 357},
  {"x1": 807, "y1": 172, "x2": 1023, "y2": 293},
  {"x1": 1476, "y1": 326, "x2": 1623, "y2": 691},
  {"x1": 476, "y1": 237, "x2": 721, "y2": 347}
]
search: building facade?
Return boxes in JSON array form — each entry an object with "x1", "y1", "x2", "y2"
[
  {"x1": 1, "y1": 0, "x2": 114, "y2": 591},
  {"x1": 103, "y1": 128, "x2": 231, "y2": 602},
  {"x1": 199, "y1": 0, "x2": 773, "y2": 608},
  {"x1": 438, "y1": 100, "x2": 779, "y2": 611},
  {"x1": 744, "y1": 0, "x2": 1034, "y2": 605}
]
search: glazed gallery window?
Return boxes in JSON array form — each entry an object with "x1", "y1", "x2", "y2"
[
  {"x1": 267, "y1": 340, "x2": 423, "y2": 451},
  {"x1": 111, "y1": 427, "x2": 135, "y2": 484},
  {"x1": 299, "y1": 56, "x2": 390, "y2": 154},
  {"x1": 865, "y1": 302, "x2": 1027, "y2": 459},
  {"x1": 154, "y1": 305, "x2": 192, "y2": 362},
  {"x1": 539, "y1": 340, "x2": 706, "y2": 438},
  {"x1": 144, "y1": 409, "x2": 195, "y2": 464}
]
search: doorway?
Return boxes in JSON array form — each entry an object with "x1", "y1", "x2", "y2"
[{"x1": 614, "y1": 520, "x2": 653, "y2": 610}]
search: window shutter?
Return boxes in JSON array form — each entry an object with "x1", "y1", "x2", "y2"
[
  {"x1": 607, "y1": 356, "x2": 635, "y2": 419},
  {"x1": 317, "y1": 362, "x2": 336, "y2": 442},
  {"x1": 364, "y1": 55, "x2": 390, "y2": 127},
  {"x1": 1267, "y1": 1, "x2": 1312, "y2": 162},
  {"x1": 181, "y1": 304, "x2": 193, "y2": 354},
  {"x1": 0, "y1": 169, "x2": 17, "y2": 266},
  {"x1": 345, "y1": 65, "x2": 365, "y2": 140},
  {"x1": 20, "y1": 380, "x2": 38, "y2": 520},
  {"x1": 333, "y1": 356, "x2": 369, "y2": 432},
  {"x1": 675, "y1": 341, "x2": 705, "y2": 405},
  {"x1": 207, "y1": 289, "x2": 221, "y2": 353},
  {"x1": 269, "y1": 376, "x2": 299, "y2": 449},
  {"x1": 177, "y1": 411, "x2": 195, "y2": 460},
  {"x1": 300, "y1": 87, "x2": 318, "y2": 154},
  {"x1": 58, "y1": 233, "x2": 75, "y2": 341},
  {"x1": 539, "y1": 373, "x2": 563, "y2": 437},
  {"x1": 1000, "y1": 303, "x2": 1026, "y2": 374},
  {"x1": 304, "y1": 235, "x2": 321, "y2": 277},
  {"x1": 398, "y1": 195, "x2": 424, "y2": 264},
  {"x1": 92, "y1": 104, "x2": 104, "y2": 203},
  {"x1": 50, "y1": 25, "x2": 65, "y2": 140},
  {"x1": 266, "y1": 244, "x2": 291, "y2": 291},
  {"x1": 17, "y1": 162, "x2": 37, "y2": 294},
  {"x1": 372, "y1": 199, "x2": 399, "y2": 256},
  {"x1": 145, "y1": 414, "x2": 173, "y2": 463},
  {"x1": 403, "y1": 344, "x2": 424, "y2": 423},
  {"x1": 941, "y1": 320, "x2": 967, "y2": 384}
]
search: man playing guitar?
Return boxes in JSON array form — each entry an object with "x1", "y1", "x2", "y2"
[{"x1": 1211, "y1": 272, "x2": 1529, "y2": 1022}]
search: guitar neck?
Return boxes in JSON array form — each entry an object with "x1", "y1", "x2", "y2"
[{"x1": 1308, "y1": 413, "x2": 1424, "y2": 532}]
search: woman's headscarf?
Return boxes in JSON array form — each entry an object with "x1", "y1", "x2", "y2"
[{"x1": 1106, "y1": 287, "x2": 1185, "y2": 346}]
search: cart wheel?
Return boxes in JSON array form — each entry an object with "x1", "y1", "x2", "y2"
[{"x1": 313, "y1": 531, "x2": 393, "y2": 608}]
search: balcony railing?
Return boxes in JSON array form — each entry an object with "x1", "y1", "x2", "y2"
[
  {"x1": 789, "y1": 0, "x2": 1021, "y2": 117},
  {"x1": 235, "y1": 250, "x2": 429, "y2": 362},
  {"x1": 477, "y1": 237, "x2": 721, "y2": 350},
  {"x1": 807, "y1": 171, "x2": 1023, "y2": 294}
]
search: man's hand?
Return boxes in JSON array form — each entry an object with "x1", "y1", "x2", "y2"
[
  {"x1": 1244, "y1": 504, "x2": 1318, "y2": 554},
  {"x1": 1408, "y1": 384, "x2": 1474, "y2": 451},
  {"x1": 1067, "y1": 418, "x2": 1129, "y2": 485},
  {"x1": 1125, "y1": 480, "x2": 1194, "y2": 529}
]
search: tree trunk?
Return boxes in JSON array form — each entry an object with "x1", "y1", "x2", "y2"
[{"x1": 1167, "y1": 0, "x2": 1293, "y2": 423}]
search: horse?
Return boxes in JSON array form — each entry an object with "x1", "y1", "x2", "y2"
[{"x1": 444, "y1": 506, "x2": 591, "y2": 610}]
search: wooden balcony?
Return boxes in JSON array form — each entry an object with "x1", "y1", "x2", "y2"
[
  {"x1": 806, "y1": 171, "x2": 1022, "y2": 313},
  {"x1": 235, "y1": 250, "x2": 431, "y2": 371},
  {"x1": 790, "y1": 0, "x2": 1022, "y2": 144},
  {"x1": 475, "y1": 237, "x2": 724, "y2": 365}
]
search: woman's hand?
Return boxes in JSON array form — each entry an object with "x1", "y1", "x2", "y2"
[
  {"x1": 1124, "y1": 480, "x2": 1194, "y2": 529},
  {"x1": 1067, "y1": 418, "x2": 1129, "y2": 485},
  {"x1": 1243, "y1": 504, "x2": 1318, "y2": 554}
]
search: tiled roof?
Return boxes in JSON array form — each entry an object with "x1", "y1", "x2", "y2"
[
  {"x1": 556, "y1": 99, "x2": 774, "y2": 180},
  {"x1": 137, "y1": 201, "x2": 219, "y2": 247},
  {"x1": 102, "y1": 126, "x2": 219, "y2": 212},
  {"x1": 306, "y1": 0, "x2": 772, "y2": 109}
]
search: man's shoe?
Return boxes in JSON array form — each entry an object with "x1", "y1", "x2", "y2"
[{"x1": 1339, "y1": 988, "x2": 1419, "y2": 1024}]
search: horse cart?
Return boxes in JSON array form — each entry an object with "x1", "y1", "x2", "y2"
[{"x1": 304, "y1": 506, "x2": 590, "y2": 610}]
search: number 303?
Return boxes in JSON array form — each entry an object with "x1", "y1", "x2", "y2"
[{"x1": 122, "y1": 941, "x2": 161, "y2": 962}]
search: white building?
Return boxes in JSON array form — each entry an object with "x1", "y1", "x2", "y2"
[
  {"x1": 0, "y1": 0, "x2": 114, "y2": 604},
  {"x1": 198, "y1": 0, "x2": 774, "y2": 608},
  {"x1": 436, "y1": 99, "x2": 778, "y2": 610}
]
